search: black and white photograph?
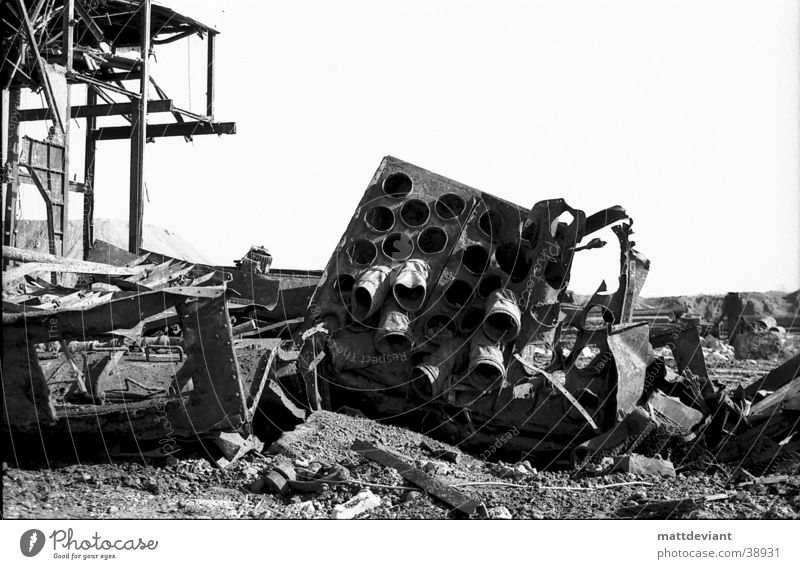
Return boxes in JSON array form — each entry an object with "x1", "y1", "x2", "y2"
[{"x1": 0, "y1": 0, "x2": 798, "y2": 566}]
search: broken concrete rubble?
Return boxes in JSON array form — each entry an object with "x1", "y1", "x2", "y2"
[
  {"x1": 333, "y1": 490, "x2": 381, "y2": 519},
  {"x1": 610, "y1": 454, "x2": 676, "y2": 478}
]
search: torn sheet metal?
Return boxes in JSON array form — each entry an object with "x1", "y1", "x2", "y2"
[{"x1": 2, "y1": 269, "x2": 274, "y2": 447}]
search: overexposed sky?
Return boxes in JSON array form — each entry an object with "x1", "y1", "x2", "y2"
[{"x1": 15, "y1": 0, "x2": 800, "y2": 296}]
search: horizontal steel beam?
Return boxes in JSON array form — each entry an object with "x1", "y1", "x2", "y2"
[
  {"x1": 18, "y1": 99, "x2": 174, "y2": 121},
  {"x1": 75, "y1": 71, "x2": 142, "y2": 83},
  {"x1": 93, "y1": 121, "x2": 237, "y2": 140}
]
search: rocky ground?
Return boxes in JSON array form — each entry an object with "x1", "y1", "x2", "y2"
[{"x1": 3, "y1": 355, "x2": 798, "y2": 520}]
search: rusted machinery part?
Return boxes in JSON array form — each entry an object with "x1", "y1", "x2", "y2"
[
  {"x1": 3, "y1": 287, "x2": 273, "y2": 444},
  {"x1": 481, "y1": 289, "x2": 521, "y2": 343},
  {"x1": 375, "y1": 300, "x2": 414, "y2": 355},
  {"x1": 350, "y1": 265, "x2": 393, "y2": 322},
  {"x1": 392, "y1": 259, "x2": 430, "y2": 312},
  {"x1": 294, "y1": 157, "x2": 717, "y2": 461}
]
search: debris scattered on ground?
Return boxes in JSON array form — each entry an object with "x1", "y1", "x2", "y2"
[
  {"x1": 610, "y1": 455, "x2": 676, "y2": 478},
  {"x1": 333, "y1": 490, "x2": 381, "y2": 519},
  {"x1": 353, "y1": 439, "x2": 483, "y2": 517},
  {"x1": 488, "y1": 506, "x2": 513, "y2": 519}
]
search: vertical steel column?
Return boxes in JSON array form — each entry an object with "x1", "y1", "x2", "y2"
[
  {"x1": 206, "y1": 32, "x2": 216, "y2": 120},
  {"x1": 83, "y1": 87, "x2": 96, "y2": 259},
  {"x1": 60, "y1": 0, "x2": 73, "y2": 264},
  {"x1": 129, "y1": 0, "x2": 150, "y2": 253},
  {"x1": 2, "y1": 89, "x2": 22, "y2": 262}
]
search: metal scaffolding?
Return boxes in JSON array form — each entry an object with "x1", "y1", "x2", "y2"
[{"x1": 1, "y1": 0, "x2": 236, "y2": 260}]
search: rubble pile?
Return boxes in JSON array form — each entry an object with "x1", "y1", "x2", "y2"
[{"x1": 700, "y1": 335, "x2": 736, "y2": 366}]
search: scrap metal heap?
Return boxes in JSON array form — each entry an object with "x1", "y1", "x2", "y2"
[
  {"x1": 1, "y1": 244, "x2": 317, "y2": 463},
  {"x1": 297, "y1": 157, "x2": 800, "y2": 469},
  {"x1": 2, "y1": 156, "x2": 798, "y2": 474}
]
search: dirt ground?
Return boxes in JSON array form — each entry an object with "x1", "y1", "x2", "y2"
[{"x1": 3, "y1": 356, "x2": 798, "y2": 520}]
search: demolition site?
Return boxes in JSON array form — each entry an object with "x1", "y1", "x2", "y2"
[{"x1": 2, "y1": 1, "x2": 799, "y2": 520}]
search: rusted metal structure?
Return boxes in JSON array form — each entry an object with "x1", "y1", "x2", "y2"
[
  {"x1": 297, "y1": 157, "x2": 652, "y2": 459},
  {"x1": 296, "y1": 157, "x2": 798, "y2": 467},
  {"x1": 0, "y1": 240, "x2": 321, "y2": 465},
  {"x1": 2, "y1": 0, "x2": 235, "y2": 259},
  {"x1": 2, "y1": 153, "x2": 797, "y2": 474}
]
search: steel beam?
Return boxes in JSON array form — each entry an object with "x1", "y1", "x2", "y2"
[
  {"x1": 18, "y1": 99, "x2": 174, "y2": 121},
  {"x1": 61, "y1": 0, "x2": 74, "y2": 272},
  {"x1": 2, "y1": 90, "x2": 22, "y2": 259},
  {"x1": 206, "y1": 32, "x2": 216, "y2": 119},
  {"x1": 16, "y1": 0, "x2": 65, "y2": 133},
  {"x1": 94, "y1": 121, "x2": 236, "y2": 140},
  {"x1": 129, "y1": 0, "x2": 150, "y2": 253},
  {"x1": 83, "y1": 87, "x2": 97, "y2": 260}
]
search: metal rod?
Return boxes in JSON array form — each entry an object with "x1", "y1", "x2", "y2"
[
  {"x1": 2, "y1": 89, "x2": 22, "y2": 262},
  {"x1": 94, "y1": 121, "x2": 236, "y2": 140},
  {"x1": 18, "y1": 99, "x2": 174, "y2": 121},
  {"x1": 206, "y1": 32, "x2": 215, "y2": 119},
  {"x1": 128, "y1": 0, "x2": 150, "y2": 253},
  {"x1": 15, "y1": 0, "x2": 65, "y2": 133},
  {"x1": 61, "y1": 0, "x2": 74, "y2": 263},
  {"x1": 83, "y1": 87, "x2": 96, "y2": 260}
]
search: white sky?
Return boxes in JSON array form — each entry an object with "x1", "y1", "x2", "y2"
[{"x1": 16, "y1": 0, "x2": 800, "y2": 296}]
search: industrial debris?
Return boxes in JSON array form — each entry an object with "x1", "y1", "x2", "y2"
[
  {"x1": 333, "y1": 490, "x2": 381, "y2": 520},
  {"x1": 3, "y1": 1, "x2": 797, "y2": 522},
  {"x1": 291, "y1": 156, "x2": 799, "y2": 478},
  {"x1": 2, "y1": 155, "x2": 799, "y2": 520},
  {"x1": 1, "y1": 240, "x2": 314, "y2": 463}
]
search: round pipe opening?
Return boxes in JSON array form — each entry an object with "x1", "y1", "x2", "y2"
[
  {"x1": 418, "y1": 227, "x2": 448, "y2": 254},
  {"x1": 375, "y1": 332, "x2": 413, "y2": 355},
  {"x1": 462, "y1": 244, "x2": 490, "y2": 274},
  {"x1": 423, "y1": 314, "x2": 455, "y2": 343},
  {"x1": 394, "y1": 282, "x2": 425, "y2": 311},
  {"x1": 365, "y1": 205, "x2": 395, "y2": 232},
  {"x1": 477, "y1": 275, "x2": 502, "y2": 299},
  {"x1": 381, "y1": 233, "x2": 414, "y2": 261},
  {"x1": 352, "y1": 288, "x2": 373, "y2": 318},
  {"x1": 495, "y1": 242, "x2": 532, "y2": 283},
  {"x1": 444, "y1": 279, "x2": 473, "y2": 308},
  {"x1": 473, "y1": 362, "x2": 504, "y2": 383},
  {"x1": 435, "y1": 193, "x2": 466, "y2": 219},
  {"x1": 382, "y1": 172, "x2": 413, "y2": 198},
  {"x1": 399, "y1": 199, "x2": 430, "y2": 227},
  {"x1": 458, "y1": 307, "x2": 486, "y2": 334},
  {"x1": 478, "y1": 209, "x2": 504, "y2": 239},
  {"x1": 348, "y1": 239, "x2": 377, "y2": 265},
  {"x1": 484, "y1": 312, "x2": 519, "y2": 342}
]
